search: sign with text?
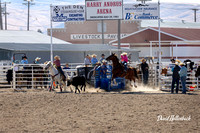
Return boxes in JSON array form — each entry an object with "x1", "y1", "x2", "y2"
[
  {"x1": 52, "y1": 5, "x2": 85, "y2": 22},
  {"x1": 85, "y1": 0, "x2": 123, "y2": 20},
  {"x1": 124, "y1": 3, "x2": 158, "y2": 20},
  {"x1": 71, "y1": 33, "x2": 128, "y2": 40}
]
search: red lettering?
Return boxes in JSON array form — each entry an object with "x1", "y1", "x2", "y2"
[
  {"x1": 104, "y1": 1, "x2": 122, "y2": 7},
  {"x1": 97, "y1": 9, "x2": 112, "y2": 14},
  {"x1": 87, "y1": 2, "x2": 102, "y2": 7}
]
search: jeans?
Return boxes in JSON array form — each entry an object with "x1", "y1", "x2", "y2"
[
  {"x1": 57, "y1": 66, "x2": 66, "y2": 79},
  {"x1": 180, "y1": 76, "x2": 187, "y2": 94},
  {"x1": 143, "y1": 72, "x2": 149, "y2": 85},
  {"x1": 171, "y1": 78, "x2": 179, "y2": 93}
]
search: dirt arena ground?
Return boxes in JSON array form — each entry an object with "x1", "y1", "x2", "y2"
[{"x1": 0, "y1": 86, "x2": 199, "y2": 133}]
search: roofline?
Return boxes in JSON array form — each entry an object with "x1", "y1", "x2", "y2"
[
  {"x1": 109, "y1": 27, "x2": 150, "y2": 44},
  {"x1": 149, "y1": 27, "x2": 187, "y2": 41},
  {"x1": 109, "y1": 27, "x2": 187, "y2": 44}
]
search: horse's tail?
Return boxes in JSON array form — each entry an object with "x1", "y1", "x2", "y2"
[{"x1": 133, "y1": 68, "x2": 138, "y2": 79}]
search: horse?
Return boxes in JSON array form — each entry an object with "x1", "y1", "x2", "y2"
[
  {"x1": 44, "y1": 61, "x2": 72, "y2": 92},
  {"x1": 106, "y1": 53, "x2": 138, "y2": 88}
]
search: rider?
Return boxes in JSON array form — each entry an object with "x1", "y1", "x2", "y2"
[
  {"x1": 121, "y1": 52, "x2": 128, "y2": 71},
  {"x1": 53, "y1": 55, "x2": 66, "y2": 81}
]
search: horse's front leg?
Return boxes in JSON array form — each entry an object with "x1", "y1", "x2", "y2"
[{"x1": 133, "y1": 78, "x2": 137, "y2": 88}]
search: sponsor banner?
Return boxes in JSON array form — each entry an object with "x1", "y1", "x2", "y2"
[
  {"x1": 85, "y1": 0, "x2": 123, "y2": 20},
  {"x1": 52, "y1": 5, "x2": 85, "y2": 22},
  {"x1": 71, "y1": 34, "x2": 128, "y2": 40},
  {"x1": 124, "y1": 3, "x2": 158, "y2": 20}
]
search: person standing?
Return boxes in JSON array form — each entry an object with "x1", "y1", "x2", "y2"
[
  {"x1": 84, "y1": 54, "x2": 91, "y2": 66},
  {"x1": 171, "y1": 63, "x2": 181, "y2": 94},
  {"x1": 53, "y1": 55, "x2": 66, "y2": 81},
  {"x1": 34, "y1": 57, "x2": 41, "y2": 64},
  {"x1": 141, "y1": 58, "x2": 149, "y2": 85},
  {"x1": 21, "y1": 55, "x2": 28, "y2": 64},
  {"x1": 179, "y1": 63, "x2": 187, "y2": 94},
  {"x1": 99, "y1": 54, "x2": 105, "y2": 63},
  {"x1": 91, "y1": 54, "x2": 98, "y2": 67}
]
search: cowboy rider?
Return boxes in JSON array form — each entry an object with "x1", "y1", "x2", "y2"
[{"x1": 53, "y1": 55, "x2": 66, "y2": 81}]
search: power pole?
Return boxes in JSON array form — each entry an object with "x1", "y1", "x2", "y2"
[
  {"x1": 192, "y1": 9, "x2": 199, "y2": 22},
  {"x1": 0, "y1": 0, "x2": 3, "y2": 30},
  {"x1": 3, "y1": 2, "x2": 11, "y2": 30},
  {"x1": 23, "y1": 0, "x2": 35, "y2": 31}
]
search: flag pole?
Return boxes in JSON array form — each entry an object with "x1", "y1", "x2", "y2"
[{"x1": 50, "y1": 4, "x2": 53, "y2": 62}]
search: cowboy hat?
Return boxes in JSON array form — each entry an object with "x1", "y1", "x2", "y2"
[
  {"x1": 92, "y1": 54, "x2": 97, "y2": 57},
  {"x1": 22, "y1": 55, "x2": 27, "y2": 59},
  {"x1": 141, "y1": 58, "x2": 146, "y2": 62},
  {"x1": 122, "y1": 52, "x2": 127, "y2": 55},
  {"x1": 54, "y1": 55, "x2": 60, "y2": 60},
  {"x1": 102, "y1": 60, "x2": 107, "y2": 63},
  {"x1": 35, "y1": 57, "x2": 41, "y2": 61}
]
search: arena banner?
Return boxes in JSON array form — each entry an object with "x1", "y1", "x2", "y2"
[
  {"x1": 85, "y1": 0, "x2": 123, "y2": 20},
  {"x1": 124, "y1": 3, "x2": 158, "y2": 20},
  {"x1": 71, "y1": 33, "x2": 128, "y2": 40},
  {"x1": 52, "y1": 5, "x2": 85, "y2": 22}
]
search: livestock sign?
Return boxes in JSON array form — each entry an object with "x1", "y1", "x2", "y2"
[
  {"x1": 52, "y1": 5, "x2": 85, "y2": 22},
  {"x1": 124, "y1": 3, "x2": 158, "y2": 20},
  {"x1": 85, "y1": 0, "x2": 123, "y2": 20}
]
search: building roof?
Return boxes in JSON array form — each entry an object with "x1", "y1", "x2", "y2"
[
  {"x1": 0, "y1": 43, "x2": 139, "y2": 52},
  {"x1": 141, "y1": 20, "x2": 200, "y2": 29},
  {"x1": 152, "y1": 27, "x2": 200, "y2": 41},
  {"x1": 0, "y1": 30, "x2": 71, "y2": 44},
  {"x1": 109, "y1": 27, "x2": 200, "y2": 44}
]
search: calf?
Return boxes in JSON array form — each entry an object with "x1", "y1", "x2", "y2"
[
  {"x1": 161, "y1": 68, "x2": 168, "y2": 76},
  {"x1": 67, "y1": 76, "x2": 86, "y2": 93},
  {"x1": 195, "y1": 66, "x2": 200, "y2": 77}
]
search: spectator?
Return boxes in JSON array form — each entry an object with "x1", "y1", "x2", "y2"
[
  {"x1": 99, "y1": 54, "x2": 105, "y2": 63},
  {"x1": 84, "y1": 54, "x2": 91, "y2": 66},
  {"x1": 91, "y1": 54, "x2": 98, "y2": 67},
  {"x1": 141, "y1": 58, "x2": 149, "y2": 85},
  {"x1": 21, "y1": 55, "x2": 28, "y2": 64},
  {"x1": 53, "y1": 55, "x2": 66, "y2": 81},
  {"x1": 171, "y1": 63, "x2": 181, "y2": 94},
  {"x1": 63, "y1": 63, "x2": 70, "y2": 69},
  {"x1": 34, "y1": 57, "x2": 41, "y2": 64},
  {"x1": 179, "y1": 63, "x2": 187, "y2": 94},
  {"x1": 100, "y1": 60, "x2": 108, "y2": 78}
]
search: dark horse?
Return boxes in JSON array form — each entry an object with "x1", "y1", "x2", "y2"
[{"x1": 106, "y1": 53, "x2": 138, "y2": 88}]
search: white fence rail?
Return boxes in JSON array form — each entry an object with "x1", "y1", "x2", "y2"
[
  {"x1": 0, "y1": 65, "x2": 13, "y2": 88},
  {"x1": 0, "y1": 62, "x2": 199, "y2": 90}
]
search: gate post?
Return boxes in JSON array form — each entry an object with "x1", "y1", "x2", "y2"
[
  {"x1": 31, "y1": 65, "x2": 34, "y2": 89},
  {"x1": 13, "y1": 64, "x2": 16, "y2": 89}
]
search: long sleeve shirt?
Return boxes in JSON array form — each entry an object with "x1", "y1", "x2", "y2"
[
  {"x1": 53, "y1": 60, "x2": 61, "y2": 67},
  {"x1": 21, "y1": 59, "x2": 28, "y2": 64},
  {"x1": 84, "y1": 58, "x2": 91, "y2": 65},
  {"x1": 91, "y1": 58, "x2": 98, "y2": 65},
  {"x1": 180, "y1": 66, "x2": 187, "y2": 77}
]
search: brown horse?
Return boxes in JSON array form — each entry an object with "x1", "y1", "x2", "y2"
[{"x1": 106, "y1": 53, "x2": 138, "y2": 88}]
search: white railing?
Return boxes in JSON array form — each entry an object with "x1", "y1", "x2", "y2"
[
  {"x1": 0, "y1": 65, "x2": 13, "y2": 88},
  {"x1": 12, "y1": 64, "x2": 51, "y2": 89}
]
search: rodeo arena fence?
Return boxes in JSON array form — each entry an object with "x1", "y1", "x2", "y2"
[{"x1": 0, "y1": 61, "x2": 199, "y2": 91}]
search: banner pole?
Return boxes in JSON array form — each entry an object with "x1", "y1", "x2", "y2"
[
  {"x1": 50, "y1": 4, "x2": 53, "y2": 62},
  {"x1": 158, "y1": 0, "x2": 161, "y2": 86}
]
